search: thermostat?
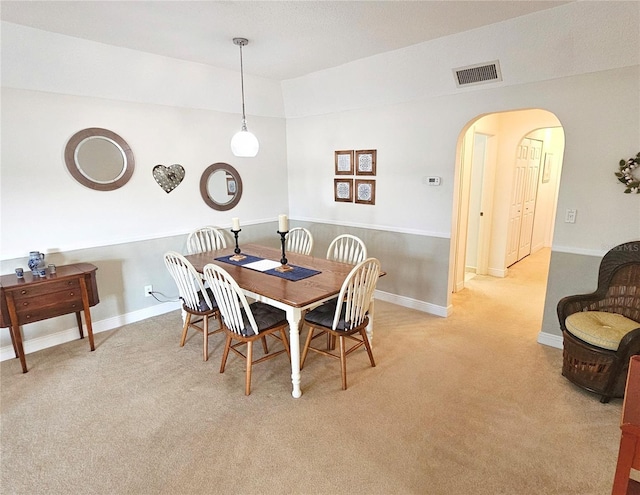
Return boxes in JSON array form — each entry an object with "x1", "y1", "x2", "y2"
[{"x1": 426, "y1": 176, "x2": 441, "y2": 186}]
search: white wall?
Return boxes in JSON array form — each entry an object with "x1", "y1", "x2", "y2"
[
  {"x1": 283, "y1": 1, "x2": 639, "y2": 335},
  {"x1": 1, "y1": 2, "x2": 639, "y2": 357},
  {"x1": 1, "y1": 23, "x2": 288, "y2": 259},
  {"x1": 1, "y1": 22, "x2": 284, "y2": 118},
  {"x1": 284, "y1": 1, "x2": 639, "y2": 256},
  {"x1": 282, "y1": 2, "x2": 639, "y2": 118}
]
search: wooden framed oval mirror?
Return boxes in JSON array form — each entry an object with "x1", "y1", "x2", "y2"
[
  {"x1": 200, "y1": 163, "x2": 243, "y2": 211},
  {"x1": 64, "y1": 128, "x2": 135, "y2": 191}
]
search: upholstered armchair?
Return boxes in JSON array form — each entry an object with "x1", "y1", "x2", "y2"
[{"x1": 557, "y1": 240, "x2": 640, "y2": 403}]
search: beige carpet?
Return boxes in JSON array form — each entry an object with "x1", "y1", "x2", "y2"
[{"x1": 0, "y1": 249, "x2": 623, "y2": 494}]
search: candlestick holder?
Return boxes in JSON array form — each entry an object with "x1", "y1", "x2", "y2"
[
  {"x1": 229, "y1": 229, "x2": 246, "y2": 261},
  {"x1": 275, "y1": 230, "x2": 294, "y2": 272}
]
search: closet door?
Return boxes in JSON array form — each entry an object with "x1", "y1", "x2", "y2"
[
  {"x1": 506, "y1": 142, "x2": 528, "y2": 267},
  {"x1": 506, "y1": 138, "x2": 543, "y2": 267},
  {"x1": 517, "y1": 139, "x2": 542, "y2": 261}
]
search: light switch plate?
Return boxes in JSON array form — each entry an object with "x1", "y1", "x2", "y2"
[{"x1": 565, "y1": 209, "x2": 577, "y2": 223}]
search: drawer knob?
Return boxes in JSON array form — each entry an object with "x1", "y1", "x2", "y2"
[
  {"x1": 21, "y1": 290, "x2": 27, "y2": 295},
  {"x1": 69, "y1": 292, "x2": 74, "y2": 296},
  {"x1": 22, "y1": 302, "x2": 28, "y2": 307}
]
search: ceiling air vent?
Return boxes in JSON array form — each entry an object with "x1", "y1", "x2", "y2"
[{"x1": 453, "y1": 61, "x2": 502, "y2": 88}]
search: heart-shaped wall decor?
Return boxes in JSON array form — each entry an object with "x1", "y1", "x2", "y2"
[{"x1": 153, "y1": 164, "x2": 185, "y2": 193}]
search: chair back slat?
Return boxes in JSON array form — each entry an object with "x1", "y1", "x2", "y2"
[
  {"x1": 326, "y1": 234, "x2": 367, "y2": 265},
  {"x1": 202, "y1": 263, "x2": 259, "y2": 336},
  {"x1": 286, "y1": 228, "x2": 314, "y2": 255},
  {"x1": 186, "y1": 226, "x2": 227, "y2": 254},
  {"x1": 333, "y1": 258, "x2": 381, "y2": 331},
  {"x1": 164, "y1": 251, "x2": 213, "y2": 312}
]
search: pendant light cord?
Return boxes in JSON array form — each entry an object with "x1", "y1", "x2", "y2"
[{"x1": 238, "y1": 43, "x2": 247, "y2": 128}]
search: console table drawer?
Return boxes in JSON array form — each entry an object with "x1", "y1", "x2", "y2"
[
  {"x1": 16, "y1": 298, "x2": 84, "y2": 324},
  {"x1": 11, "y1": 278, "x2": 80, "y2": 300}
]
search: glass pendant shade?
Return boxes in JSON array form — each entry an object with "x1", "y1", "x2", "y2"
[
  {"x1": 231, "y1": 37, "x2": 259, "y2": 158},
  {"x1": 231, "y1": 121, "x2": 259, "y2": 157}
]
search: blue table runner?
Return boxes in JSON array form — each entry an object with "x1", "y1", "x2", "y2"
[{"x1": 215, "y1": 254, "x2": 321, "y2": 281}]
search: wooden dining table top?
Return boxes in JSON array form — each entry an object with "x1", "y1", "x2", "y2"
[{"x1": 184, "y1": 243, "x2": 355, "y2": 309}]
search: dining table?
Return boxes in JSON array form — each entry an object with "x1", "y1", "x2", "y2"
[{"x1": 185, "y1": 243, "x2": 378, "y2": 398}]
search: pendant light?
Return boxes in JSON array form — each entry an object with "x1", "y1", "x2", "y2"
[{"x1": 230, "y1": 37, "x2": 259, "y2": 157}]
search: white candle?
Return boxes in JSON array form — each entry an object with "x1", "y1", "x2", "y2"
[
  {"x1": 278, "y1": 214, "x2": 288, "y2": 232},
  {"x1": 232, "y1": 217, "x2": 240, "y2": 230}
]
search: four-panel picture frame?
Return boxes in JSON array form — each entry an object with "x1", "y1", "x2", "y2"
[{"x1": 333, "y1": 149, "x2": 376, "y2": 204}]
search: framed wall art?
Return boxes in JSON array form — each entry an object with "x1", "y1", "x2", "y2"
[
  {"x1": 335, "y1": 150, "x2": 354, "y2": 175},
  {"x1": 355, "y1": 149, "x2": 377, "y2": 176},
  {"x1": 334, "y1": 178, "x2": 354, "y2": 202},
  {"x1": 355, "y1": 179, "x2": 376, "y2": 205},
  {"x1": 226, "y1": 174, "x2": 237, "y2": 196}
]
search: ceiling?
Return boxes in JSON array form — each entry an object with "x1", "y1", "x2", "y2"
[{"x1": 1, "y1": 1, "x2": 572, "y2": 81}]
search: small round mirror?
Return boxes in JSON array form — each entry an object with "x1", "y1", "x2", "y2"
[
  {"x1": 200, "y1": 163, "x2": 242, "y2": 211},
  {"x1": 65, "y1": 128, "x2": 135, "y2": 191}
]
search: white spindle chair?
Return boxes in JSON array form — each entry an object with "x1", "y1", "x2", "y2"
[
  {"x1": 326, "y1": 234, "x2": 367, "y2": 265},
  {"x1": 286, "y1": 227, "x2": 314, "y2": 256},
  {"x1": 301, "y1": 257, "x2": 381, "y2": 390},
  {"x1": 186, "y1": 226, "x2": 227, "y2": 254},
  {"x1": 202, "y1": 263, "x2": 291, "y2": 395},
  {"x1": 164, "y1": 251, "x2": 222, "y2": 361}
]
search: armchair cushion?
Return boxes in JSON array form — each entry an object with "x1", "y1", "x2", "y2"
[{"x1": 565, "y1": 311, "x2": 639, "y2": 351}]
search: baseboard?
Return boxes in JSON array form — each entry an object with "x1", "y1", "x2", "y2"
[
  {"x1": 537, "y1": 331, "x2": 563, "y2": 349},
  {"x1": 2, "y1": 292, "x2": 450, "y2": 362},
  {"x1": 487, "y1": 267, "x2": 507, "y2": 278},
  {"x1": 374, "y1": 290, "x2": 450, "y2": 317},
  {"x1": 0, "y1": 301, "x2": 181, "y2": 362}
]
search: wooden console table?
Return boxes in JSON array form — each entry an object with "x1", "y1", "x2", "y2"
[
  {"x1": 0, "y1": 263, "x2": 99, "y2": 373},
  {"x1": 612, "y1": 355, "x2": 640, "y2": 495}
]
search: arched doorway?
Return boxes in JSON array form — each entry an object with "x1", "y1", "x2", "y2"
[{"x1": 449, "y1": 109, "x2": 565, "y2": 298}]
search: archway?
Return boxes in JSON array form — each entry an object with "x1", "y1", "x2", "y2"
[{"x1": 449, "y1": 109, "x2": 565, "y2": 302}]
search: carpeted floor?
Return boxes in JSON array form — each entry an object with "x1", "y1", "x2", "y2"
[{"x1": 0, "y1": 249, "x2": 623, "y2": 494}]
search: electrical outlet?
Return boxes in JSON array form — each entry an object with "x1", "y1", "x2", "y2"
[{"x1": 144, "y1": 285, "x2": 153, "y2": 297}]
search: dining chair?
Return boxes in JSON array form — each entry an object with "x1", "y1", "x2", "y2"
[
  {"x1": 202, "y1": 263, "x2": 291, "y2": 395},
  {"x1": 186, "y1": 226, "x2": 227, "y2": 254},
  {"x1": 326, "y1": 234, "x2": 367, "y2": 265},
  {"x1": 164, "y1": 251, "x2": 222, "y2": 361},
  {"x1": 286, "y1": 227, "x2": 314, "y2": 256},
  {"x1": 301, "y1": 257, "x2": 381, "y2": 390}
]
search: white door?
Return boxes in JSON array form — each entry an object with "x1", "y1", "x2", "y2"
[
  {"x1": 517, "y1": 139, "x2": 543, "y2": 260},
  {"x1": 505, "y1": 143, "x2": 528, "y2": 267},
  {"x1": 506, "y1": 138, "x2": 543, "y2": 267}
]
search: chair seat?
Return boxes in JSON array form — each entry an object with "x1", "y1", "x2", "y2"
[
  {"x1": 238, "y1": 302, "x2": 287, "y2": 337},
  {"x1": 565, "y1": 311, "x2": 638, "y2": 351},
  {"x1": 304, "y1": 300, "x2": 357, "y2": 331},
  {"x1": 192, "y1": 288, "x2": 218, "y2": 312}
]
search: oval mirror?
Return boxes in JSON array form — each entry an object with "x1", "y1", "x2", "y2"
[
  {"x1": 64, "y1": 128, "x2": 135, "y2": 191},
  {"x1": 200, "y1": 163, "x2": 243, "y2": 211}
]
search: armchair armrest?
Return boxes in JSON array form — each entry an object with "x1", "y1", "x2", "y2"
[{"x1": 557, "y1": 292, "x2": 604, "y2": 332}]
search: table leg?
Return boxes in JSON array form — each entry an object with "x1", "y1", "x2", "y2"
[
  {"x1": 285, "y1": 308, "x2": 303, "y2": 398},
  {"x1": 79, "y1": 276, "x2": 95, "y2": 351},
  {"x1": 365, "y1": 298, "x2": 375, "y2": 347},
  {"x1": 75, "y1": 312, "x2": 84, "y2": 338},
  {"x1": 5, "y1": 292, "x2": 28, "y2": 373},
  {"x1": 612, "y1": 431, "x2": 636, "y2": 495}
]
